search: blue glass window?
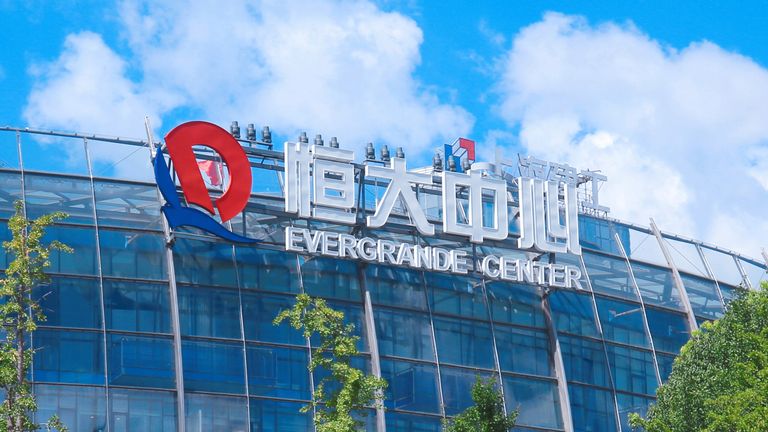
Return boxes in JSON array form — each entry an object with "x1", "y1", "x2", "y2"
[
  {"x1": 380, "y1": 359, "x2": 440, "y2": 414},
  {"x1": 34, "y1": 329, "x2": 104, "y2": 385},
  {"x1": 630, "y1": 261, "x2": 684, "y2": 311},
  {"x1": 99, "y1": 229, "x2": 167, "y2": 280},
  {"x1": 0, "y1": 172, "x2": 22, "y2": 218},
  {"x1": 366, "y1": 265, "x2": 427, "y2": 311},
  {"x1": 680, "y1": 274, "x2": 724, "y2": 320},
  {"x1": 494, "y1": 324, "x2": 552, "y2": 377},
  {"x1": 182, "y1": 339, "x2": 245, "y2": 394},
  {"x1": 595, "y1": 297, "x2": 650, "y2": 348},
  {"x1": 486, "y1": 282, "x2": 545, "y2": 328},
  {"x1": 644, "y1": 307, "x2": 690, "y2": 354},
  {"x1": 174, "y1": 239, "x2": 236, "y2": 287},
  {"x1": 617, "y1": 393, "x2": 654, "y2": 432},
  {"x1": 110, "y1": 388, "x2": 177, "y2": 432},
  {"x1": 104, "y1": 280, "x2": 171, "y2": 333},
  {"x1": 374, "y1": 308, "x2": 434, "y2": 361},
  {"x1": 548, "y1": 290, "x2": 599, "y2": 337},
  {"x1": 35, "y1": 277, "x2": 101, "y2": 329},
  {"x1": 179, "y1": 285, "x2": 241, "y2": 339},
  {"x1": 440, "y1": 367, "x2": 493, "y2": 416},
  {"x1": 236, "y1": 247, "x2": 300, "y2": 293},
  {"x1": 249, "y1": 398, "x2": 312, "y2": 432},
  {"x1": 35, "y1": 384, "x2": 107, "y2": 431},
  {"x1": 247, "y1": 345, "x2": 310, "y2": 400},
  {"x1": 386, "y1": 412, "x2": 442, "y2": 432},
  {"x1": 502, "y1": 375, "x2": 562, "y2": 430},
  {"x1": 605, "y1": 344, "x2": 658, "y2": 395},
  {"x1": 656, "y1": 353, "x2": 675, "y2": 382},
  {"x1": 568, "y1": 384, "x2": 617, "y2": 432},
  {"x1": 301, "y1": 257, "x2": 361, "y2": 301},
  {"x1": 242, "y1": 292, "x2": 306, "y2": 346},
  {"x1": 559, "y1": 335, "x2": 611, "y2": 388},
  {"x1": 433, "y1": 316, "x2": 494, "y2": 369},
  {"x1": 93, "y1": 181, "x2": 162, "y2": 230},
  {"x1": 108, "y1": 334, "x2": 175, "y2": 389},
  {"x1": 185, "y1": 394, "x2": 248, "y2": 432},
  {"x1": 24, "y1": 174, "x2": 95, "y2": 225},
  {"x1": 427, "y1": 273, "x2": 487, "y2": 319},
  {"x1": 582, "y1": 252, "x2": 637, "y2": 301},
  {"x1": 44, "y1": 225, "x2": 98, "y2": 276},
  {"x1": 579, "y1": 215, "x2": 624, "y2": 255},
  {"x1": 310, "y1": 301, "x2": 366, "y2": 352}
]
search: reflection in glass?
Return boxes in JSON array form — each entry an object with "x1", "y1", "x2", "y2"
[
  {"x1": 366, "y1": 265, "x2": 426, "y2": 310},
  {"x1": 34, "y1": 329, "x2": 104, "y2": 385},
  {"x1": 630, "y1": 261, "x2": 684, "y2": 311},
  {"x1": 617, "y1": 393, "x2": 654, "y2": 432},
  {"x1": 486, "y1": 282, "x2": 545, "y2": 328},
  {"x1": 174, "y1": 239, "x2": 236, "y2": 287},
  {"x1": 427, "y1": 273, "x2": 487, "y2": 319},
  {"x1": 680, "y1": 274, "x2": 723, "y2": 319},
  {"x1": 380, "y1": 359, "x2": 440, "y2": 414},
  {"x1": 104, "y1": 279, "x2": 171, "y2": 333},
  {"x1": 186, "y1": 393, "x2": 248, "y2": 432},
  {"x1": 236, "y1": 248, "x2": 300, "y2": 293},
  {"x1": 242, "y1": 292, "x2": 306, "y2": 346},
  {"x1": 375, "y1": 308, "x2": 434, "y2": 361},
  {"x1": 24, "y1": 174, "x2": 95, "y2": 224},
  {"x1": 502, "y1": 375, "x2": 562, "y2": 430},
  {"x1": 35, "y1": 384, "x2": 107, "y2": 432},
  {"x1": 595, "y1": 297, "x2": 650, "y2": 348},
  {"x1": 182, "y1": 339, "x2": 245, "y2": 394},
  {"x1": 605, "y1": 344, "x2": 658, "y2": 395},
  {"x1": 94, "y1": 181, "x2": 162, "y2": 230},
  {"x1": 301, "y1": 257, "x2": 361, "y2": 300},
  {"x1": 548, "y1": 291, "x2": 599, "y2": 337},
  {"x1": 35, "y1": 277, "x2": 101, "y2": 329},
  {"x1": 558, "y1": 335, "x2": 611, "y2": 388},
  {"x1": 99, "y1": 230, "x2": 167, "y2": 280},
  {"x1": 108, "y1": 334, "x2": 175, "y2": 389},
  {"x1": 582, "y1": 252, "x2": 637, "y2": 301},
  {"x1": 568, "y1": 383, "x2": 617, "y2": 432},
  {"x1": 249, "y1": 398, "x2": 312, "y2": 432},
  {"x1": 45, "y1": 225, "x2": 98, "y2": 276},
  {"x1": 247, "y1": 345, "x2": 310, "y2": 400},
  {"x1": 433, "y1": 316, "x2": 494, "y2": 369},
  {"x1": 494, "y1": 324, "x2": 552, "y2": 377},
  {"x1": 179, "y1": 285, "x2": 241, "y2": 339},
  {"x1": 385, "y1": 412, "x2": 442, "y2": 432},
  {"x1": 440, "y1": 366, "x2": 493, "y2": 415},
  {"x1": 644, "y1": 308, "x2": 690, "y2": 354},
  {"x1": 110, "y1": 388, "x2": 177, "y2": 432}
]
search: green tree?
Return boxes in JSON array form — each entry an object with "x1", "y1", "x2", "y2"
[
  {"x1": 630, "y1": 282, "x2": 768, "y2": 432},
  {"x1": 274, "y1": 293, "x2": 387, "y2": 432},
  {"x1": 444, "y1": 376, "x2": 518, "y2": 432},
  {"x1": 0, "y1": 202, "x2": 70, "y2": 432}
]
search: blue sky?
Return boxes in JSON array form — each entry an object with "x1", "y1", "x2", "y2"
[{"x1": 1, "y1": 0, "x2": 767, "y2": 256}]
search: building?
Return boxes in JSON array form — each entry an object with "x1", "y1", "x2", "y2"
[{"x1": 0, "y1": 123, "x2": 766, "y2": 432}]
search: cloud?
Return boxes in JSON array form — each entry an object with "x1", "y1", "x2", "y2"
[
  {"x1": 497, "y1": 13, "x2": 768, "y2": 256},
  {"x1": 24, "y1": 0, "x2": 472, "y2": 170}
]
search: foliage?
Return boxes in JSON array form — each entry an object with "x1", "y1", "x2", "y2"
[
  {"x1": 0, "y1": 202, "x2": 70, "y2": 432},
  {"x1": 274, "y1": 293, "x2": 387, "y2": 432},
  {"x1": 630, "y1": 282, "x2": 768, "y2": 432},
  {"x1": 444, "y1": 377, "x2": 518, "y2": 432}
]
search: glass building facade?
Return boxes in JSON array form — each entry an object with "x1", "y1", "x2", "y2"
[{"x1": 0, "y1": 127, "x2": 766, "y2": 432}]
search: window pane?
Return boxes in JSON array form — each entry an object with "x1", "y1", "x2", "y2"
[
  {"x1": 568, "y1": 384, "x2": 617, "y2": 432},
  {"x1": 99, "y1": 229, "x2": 167, "y2": 280},
  {"x1": 702, "y1": 247, "x2": 743, "y2": 286},
  {"x1": 624, "y1": 226, "x2": 667, "y2": 266},
  {"x1": 236, "y1": 248, "x2": 300, "y2": 293},
  {"x1": 110, "y1": 388, "x2": 177, "y2": 432},
  {"x1": 35, "y1": 384, "x2": 107, "y2": 432},
  {"x1": 582, "y1": 252, "x2": 638, "y2": 301},
  {"x1": 247, "y1": 345, "x2": 310, "y2": 400},
  {"x1": 440, "y1": 366, "x2": 493, "y2": 416},
  {"x1": 21, "y1": 135, "x2": 88, "y2": 175},
  {"x1": 374, "y1": 308, "x2": 434, "y2": 361},
  {"x1": 385, "y1": 412, "x2": 441, "y2": 432},
  {"x1": 605, "y1": 344, "x2": 658, "y2": 395},
  {"x1": 104, "y1": 280, "x2": 171, "y2": 333},
  {"x1": 559, "y1": 335, "x2": 611, "y2": 388},
  {"x1": 380, "y1": 359, "x2": 440, "y2": 414},
  {"x1": 433, "y1": 317, "x2": 494, "y2": 369},
  {"x1": 366, "y1": 265, "x2": 427, "y2": 311},
  {"x1": 486, "y1": 282, "x2": 546, "y2": 328},
  {"x1": 427, "y1": 273, "x2": 487, "y2": 319},
  {"x1": 174, "y1": 239, "x2": 236, "y2": 287},
  {"x1": 579, "y1": 216, "x2": 623, "y2": 256},
  {"x1": 35, "y1": 277, "x2": 101, "y2": 329},
  {"x1": 663, "y1": 237, "x2": 708, "y2": 277},
  {"x1": 0, "y1": 172, "x2": 22, "y2": 218},
  {"x1": 34, "y1": 329, "x2": 104, "y2": 385},
  {"x1": 94, "y1": 180, "x2": 162, "y2": 230},
  {"x1": 182, "y1": 339, "x2": 245, "y2": 394},
  {"x1": 88, "y1": 139, "x2": 155, "y2": 181},
  {"x1": 630, "y1": 261, "x2": 684, "y2": 311},
  {"x1": 644, "y1": 308, "x2": 691, "y2": 354},
  {"x1": 45, "y1": 225, "x2": 98, "y2": 276},
  {"x1": 680, "y1": 274, "x2": 723, "y2": 320},
  {"x1": 242, "y1": 292, "x2": 306, "y2": 346},
  {"x1": 185, "y1": 394, "x2": 248, "y2": 432},
  {"x1": 548, "y1": 290, "x2": 599, "y2": 337},
  {"x1": 617, "y1": 393, "x2": 654, "y2": 432},
  {"x1": 595, "y1": 297, "x2": 650, "y2": 348},
  {"x1": 24, "y1": 174, "x2": 95, "y2": 225},
  {"x1": 108, "y1": 334, "x2": 175, "y2": 389},
  {"x1": 249, "y1": 398, "x2": 312, "y2": 432},
  {"x1": 494, "y1": 324, "x2": 552, "y2": 377},
  {"x1": 179, "y1": 285, "x2": 242, "y2": 339},
  {"x1": 740, "y1": 258, "x2": 768, "y2": 290},
  {"x1": 656, "y1": 353, "x2": 675, "y2": 382},
  {"x1": 300, "y1": 257, "x2": 361, "y2": 301},
  {"x1": 502, "y1": 375, "x2": 562, "y2": 430}
]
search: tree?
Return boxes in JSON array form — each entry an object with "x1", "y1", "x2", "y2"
[
  {"x1": 274, "y1": 293, "x2": 387, "y2": 432},
  {"x1": 444, "y1": 376, "x2": 518, "y2": 432},
  {"x1": 0, "y1": 202, "x2": 70, "y2": 432},
  {"x1": 630, "y1": 282, "x2": 768, "y2": 432}
]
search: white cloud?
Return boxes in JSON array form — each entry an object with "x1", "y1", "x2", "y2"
[
  {"x1": 24, "y1": 0, "x2": 472, "y2": 169},
  {"x1": 497, "y1": 13, "x2": 768, "y2": 257}
]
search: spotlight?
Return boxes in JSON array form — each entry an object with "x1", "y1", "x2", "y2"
[{"x1": 230, "y1": 121, "x2": 240, "y2": 139}]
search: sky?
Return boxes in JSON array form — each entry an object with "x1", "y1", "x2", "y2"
[{"x1": 0, "y1": 0, "x2": 767, "y2": 259}]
